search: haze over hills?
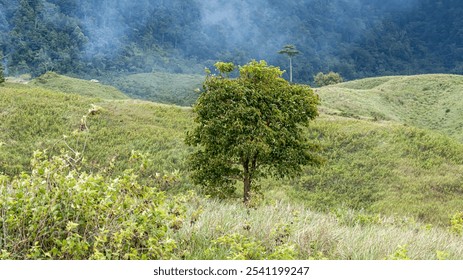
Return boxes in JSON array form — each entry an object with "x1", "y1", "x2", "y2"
[{"x1": 1, "y1": 0, "x2": 463, "y2": 84}]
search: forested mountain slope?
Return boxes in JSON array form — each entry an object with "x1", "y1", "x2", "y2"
[{"x1": 1, "y1": 0, "x2": 463, "y2": 82}]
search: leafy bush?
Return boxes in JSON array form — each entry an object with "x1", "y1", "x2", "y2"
[
  {"x1": 209, "y1": 233, "x2": 297, "y2": 260},
  {"x1": 387, "y1": 245, "x2": 411, "y2": 260},
  {"x1": 314, "y1": 71, "x2": 344, "y2": 87},
  {"x1": 449, "y1": 211, "x2": 463, "y2": 235},
  {"x1": 0, "y1": 151, "x2": 186, "y2": 260}
]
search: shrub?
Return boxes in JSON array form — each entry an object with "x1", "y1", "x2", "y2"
[
  {"x1": 387, "y1": 245, "x2": 411, "y2": 260},
  {"x1": 449, "y1": 211, "x2": 463, "y2": 235},
  {"x1": 314, "y1": 71, "x2": 344, "y2": 87},
  {"x1": 0, "y1": 151, "x2": 185, "y2": 259},
  {"x1": 210, "y1": 233, "x2": 297, "y2": 260}
]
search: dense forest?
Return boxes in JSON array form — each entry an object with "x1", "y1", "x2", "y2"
[{"x1": 1, "y1": 0, "x2": 463, "y2": 82}]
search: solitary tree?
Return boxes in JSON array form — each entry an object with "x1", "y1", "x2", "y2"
[
  {"x1": 186, "y1": 60, "x2": 321, "y2": 204},
  {"x1": 278, "y1": 44, "x2": 300, "y2": 83}
]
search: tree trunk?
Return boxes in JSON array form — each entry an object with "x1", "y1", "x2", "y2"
[
  {"x1": 243, "y1": 173, "x2": 251, "y2": 204},
  {"x1": 242, "y1": 159, "x2": 251, "y2": 204},
  {"x1": 289, "y1": 57, "x2": 293, "y2": 83}
]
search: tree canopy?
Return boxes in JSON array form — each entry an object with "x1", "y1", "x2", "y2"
[{"x1": 186, "y1": 60, "x2": 321, "y2": 203}]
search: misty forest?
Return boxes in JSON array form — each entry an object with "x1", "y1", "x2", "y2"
[
  {"x1": 2, "y1": 0, "x2": 463, "y2": 260},
  {"x1": 2, "y1": 0, "x2": 463, "y2": 81}
]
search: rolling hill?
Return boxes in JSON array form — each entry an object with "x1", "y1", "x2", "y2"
[
  {"x1": 31, "y1": 72, "x2": 128, "y2": 100},
  {"x1": 317, "y1": 74, "x2": 463, "y2": 141},
  {"x1": 2, "y1": 73, "x2": 463, "y2": 259}
]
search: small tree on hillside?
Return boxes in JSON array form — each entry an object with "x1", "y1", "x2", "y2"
[
  {"x1": 186, "y1": 60, "x2": 321, "y2": 204},
  {"x1": 278, "y1": 44, "x2": 300, "y2": 83},
  {"x1": 314, "y1": 71, "x2": 344, "y2": 87}
]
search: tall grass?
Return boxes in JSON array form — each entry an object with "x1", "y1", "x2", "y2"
[{"x1": 172, "y1": 198, "x2": 463, "y2": 259}]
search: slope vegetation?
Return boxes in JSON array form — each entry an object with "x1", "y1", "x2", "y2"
[
  {"x1": 2, "y1": 74, "x2": 463, "y2": 226},
  {"x1": 4, "y1": 74, "x2": 463, "y2": 259},
  {"x1": 110, "y1": 72, "x2": 203, "y2": 106},
  {"x1": 0, "y1": 80, "x2": 191, "y2": 179}
]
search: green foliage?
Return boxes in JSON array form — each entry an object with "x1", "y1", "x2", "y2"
[
  {"x1": 449, "y1": 212, "x2": 463, "y2": 235},
  {"x1": 314, "y1": 71, "x2": 344, "y2": 87},
  {"x1": 387, "y1": 245, "x2": 411, "y2": 260},
  {"x1": 5, "y1": 71, "x2": 463, "y2": 260},
  {"x1": 186, "y1": 60, "x2": 320, "y2": 203},
  {"x1": 209, "y1": 233, "x2": 297, "y2": 260},
  {"x1": 0, "y1": 151, "x2": 185, "y2": 259},
  {"x1": 212, "y1": 234, "x2": 266, "y2": 260},
  {"x1": 436, "y1": 251, "x2": 450, "y2": 260},
  {"x1": 2, "y1": 0, "x2": 463, "y2": 82},
  {"x1": 278, "y1": 45, "x2": 300, "y2": 58},
  {"x1": 214, "y1": 62, "x2": 235, "y2": 75}
]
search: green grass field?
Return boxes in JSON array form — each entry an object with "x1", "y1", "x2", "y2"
[{"x1": 2, "y1": 73, "x2": 463, "y2": 259}]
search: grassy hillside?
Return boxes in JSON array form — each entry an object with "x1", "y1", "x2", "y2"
[
  {"x1": 317, "y1": 74, "x2": 463, "y2": 141},
  {"x1": 3, "y1": 74, "x2": 463, "y2": 259},
  {"x1": 31, "y1": 72, "x2": 128, "y2": 100},
  {"x1": 292, "y1": 116, "x2": 463, "y2": 225},
  {"x1": 110, "y1": 72, "x2": 203, "y2": 106},
  {"x1": 0, "y1": 80, "x2": 192, "y2": 180},
  {"x1": 3, "y1": 75, "x2": 463, "y2": 225}
]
